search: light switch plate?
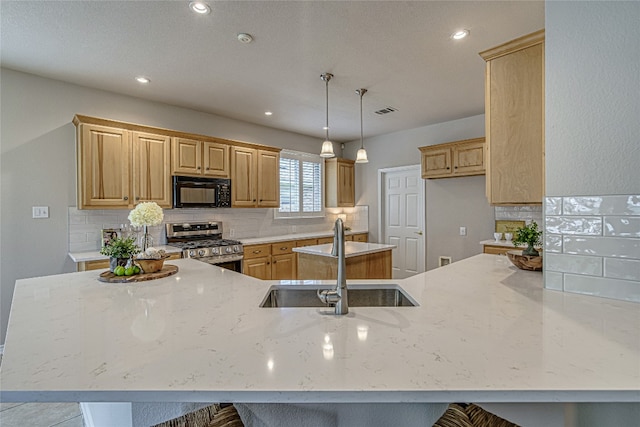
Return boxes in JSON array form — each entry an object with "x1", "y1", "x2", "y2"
[
  {"x1": 32, "y1": 206, "x2": 49, "y2": 218},
  {"x1": 459, "y1": 226, "x2": 467, "y2": 236}
]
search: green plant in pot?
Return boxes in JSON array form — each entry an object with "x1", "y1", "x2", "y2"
[
  {"x1": 100, "y1": 236, "x2": 141, "y2": 272},
  {"x1": 512, "y1": 221, "x2": 543, "y2": 257}
]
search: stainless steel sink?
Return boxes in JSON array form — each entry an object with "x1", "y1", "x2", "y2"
[{"x1": 259, "y1": 285, "x2": 417, "y2": 308}]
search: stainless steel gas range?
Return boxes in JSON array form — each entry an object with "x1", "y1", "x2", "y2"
[{"x1": 166, "y1": 221, "x2": 243, "y2": 272}]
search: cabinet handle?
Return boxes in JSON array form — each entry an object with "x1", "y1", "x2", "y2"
[
  {"x1": 280, "y1": 247, "x2": 288, "y2": 251},
  {"x1": 123, "y1": 196, "x2": 129, "y2": 201},
  {"x1": 253, "y1": 250, "x2": 262, "y2": 254}
]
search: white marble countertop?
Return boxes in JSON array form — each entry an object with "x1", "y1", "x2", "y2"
[
  {"x1": 241, "y1": 229, "x2": 368, "y2": 245},
  {"x1": 68, "y1": 245, "x2": 183, "y2": 263},
  {"x1": 1, "y1": 255, "x2": 639, "y2": 404},
  {"x1": 293, "y1": 241, "x2": 396, "y2": 258}
]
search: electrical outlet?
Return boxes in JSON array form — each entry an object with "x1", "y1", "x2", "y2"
[
  {"x1": 229, "y1": 228, "x2": 235, "y2": 237},
  {"x1": 32, "y1": 206, "x2": 49, "y2": 219},
  {"x1": 459, "y1": 226, "x2": 467, "y2": 236}
]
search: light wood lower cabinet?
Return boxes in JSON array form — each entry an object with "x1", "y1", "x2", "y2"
[
  {"x1": 242, "y1": 242, "x2": 296, "y2": 280},
  {"x1": 297, "y1": 250, "x2": 392, "y2": 280}
]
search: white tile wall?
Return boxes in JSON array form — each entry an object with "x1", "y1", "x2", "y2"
[
  {"x1": 68, "y1": 206, "x2": 369, "y2": 253},
  {"x1": 544, "y1": 195, "x2": 640, "y2": 303},
  {"x1": 495, "y1": 205, "x2": 543, "y2": 225}
]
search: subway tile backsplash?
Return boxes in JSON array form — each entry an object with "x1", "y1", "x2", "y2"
[
  {"x1": 544, "y1": 195, "x2": 640, "y2": 303},
  {"x1": 68, "y1": 205, "x2": 369, "y2": 253}
]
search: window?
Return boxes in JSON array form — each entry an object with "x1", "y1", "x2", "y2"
[{"x1": 277, "y1": 150, "x2": 324, "y2": 218}]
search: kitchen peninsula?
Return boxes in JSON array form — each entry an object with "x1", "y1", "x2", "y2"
[
  {"x1": 1, "y1": 256, "x2": 638, "y2": 425},
  {"x1": 294, "y1": 241, "x2": 395, "y2": 280}
]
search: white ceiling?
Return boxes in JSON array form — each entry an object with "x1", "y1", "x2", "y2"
[{"x1": 1, "y1": 1, "x2": 544, "y2": 142}]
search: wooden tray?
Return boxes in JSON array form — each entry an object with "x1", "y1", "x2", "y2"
[{"x1": 98, "y1": 264, "x2": 178, "y2": 283}]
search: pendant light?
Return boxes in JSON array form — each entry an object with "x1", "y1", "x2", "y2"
[
  {"x1": 355, "y1": 88, "x2": 369, "y2": 163},
  {"x1": 319, "y1": 73, "x2": 336, "y2": 158}
]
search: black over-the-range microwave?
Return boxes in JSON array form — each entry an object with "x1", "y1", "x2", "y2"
[{"x1": 172, "y1": 176, "x2": 231, "y2": 208}]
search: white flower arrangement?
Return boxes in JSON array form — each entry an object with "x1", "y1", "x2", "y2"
[{"x1": 128, "y1": 202, "x2": 164, "y2": 227}]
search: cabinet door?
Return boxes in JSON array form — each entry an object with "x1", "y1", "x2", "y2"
[
  {"x1": 231, "y1": 146, "x2": 257, "y2": 207},
  {"x1": 421, "y1": 147, "x2": 452, "y2": 178},
  {"x1": 78, "y1": 124, "x2": 130, "y2": 208},
  {"x1": 203, "y1": 141, "x2": 229, "y2": 178},
  {"x1": 453, "y1": 140, "x2": 484, "y2": 176},
  {"x1": 337, "y1": 161, "x2": 355, "y2": 206},
  {"x1": 257, "y1": 150, "x2": 280, "y2": 208},
  {"x1": 487, "y1": 42, "x2": 544, "y2": 204},
  {"x1": 271, "y1": 253, "x2": 296, "y2": 280},
  {"x1": 171, "y1": 137, "x2": 202, "y2": 176},
  {"x1": 132, "y1": 132, "x2": 172, "y2": 208},
  {"x1": 243, "y1": 256, "x2": 271, "y2": 280}
]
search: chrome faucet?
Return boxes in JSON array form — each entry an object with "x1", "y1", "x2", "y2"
[{"x1": 317, "y1": 218, "x2": 349, "y2": 314}]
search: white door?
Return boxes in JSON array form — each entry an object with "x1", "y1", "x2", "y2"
[{"x1": 379, "y1": 165, "x2": 425, "y2": 279}]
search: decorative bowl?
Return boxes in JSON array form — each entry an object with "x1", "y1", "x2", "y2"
[
  {"x1": 135, "y1": 255, "x2": 169, "y2": 274},
  {"x1": 506, "y1": 250, "x2": 542, "y2": 271}
]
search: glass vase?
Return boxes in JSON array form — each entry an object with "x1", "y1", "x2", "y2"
[{"x1": 139, "y1": 225, "x2": 154, "y2": 252}]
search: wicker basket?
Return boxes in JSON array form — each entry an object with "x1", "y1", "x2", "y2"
[
  {"x1": 135, "y1": 255, "x2": 169, "y2": 274},
  {"x1": 506, "y1": 250, "x2": 543, "y2": 271}
]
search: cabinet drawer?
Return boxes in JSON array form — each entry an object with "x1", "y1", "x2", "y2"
[
  {"x1": 351, "y1": 233, "x2": 368, "y2": 242},
  {"x1": 317, "y1": 237, "x2": 334, "y2": 244},
  {"x1": 271, "y1": 242, "x2": 293, "y2": 255},
  {"x1": 483, "y1": 245, "x2": 510, "y2": 255},
  {"x1": 296, "y1": 238, "x2": 318, "y2": 247},
  {"x1": 244, "y1": 244, "x2": 272, "y2": 259}
]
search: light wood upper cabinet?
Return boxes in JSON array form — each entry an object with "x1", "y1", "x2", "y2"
[
  {"x1": 132, "y1": 132, "x2": 172, "y2": 207},
  {"x1": 77, "y1": 124, "x2": 131, "y2": 208},
  {"x1": 76, "y1": 124, "x2": 172, "y2": 209},
  {"x1": 171, "y1": 137, "x2": 229, "y2": 178},
  {"x1": 325, "y1": 158, "x2": 355, "y2": 207},
  {"x1": 419, "y1": 138, "x2": 485, "y2": 179},
  {"x1": 480, "y1": 29, "x2": 545, "y2": 205},
  {"x1": 231, "y1": 146, "x2": 280, "y2": 208}
]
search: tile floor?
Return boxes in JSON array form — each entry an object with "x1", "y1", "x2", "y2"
[{"x1": 0, "y1": 355, "x2": 84, "y2": 427}]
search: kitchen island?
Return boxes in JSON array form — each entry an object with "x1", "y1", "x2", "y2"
[
  {"x1": 1, "y1": 256, "x2": 639, "y2": 426},
  {"x1": 294, "y1": 241, "x2": 395, "y2": 280}
]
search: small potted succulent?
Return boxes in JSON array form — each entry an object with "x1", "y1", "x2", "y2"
[
  {"x1": 512, "y1": 221, "x2": 543, "y2": 257},
  {"x1": 100, "y1": 236, "x2": 141, "y2": 272}
]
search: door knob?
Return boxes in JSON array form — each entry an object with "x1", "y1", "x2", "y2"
[{"x1": 414, "y1": 231, "x2": 423, "y2": 235}]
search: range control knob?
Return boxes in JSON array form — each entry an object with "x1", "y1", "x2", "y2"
[
  {"x1": 212, "y1": 248, "x2": 220, "y2": 255},
  {"x1": 233, "y1": 245, "x2": 241, "y2": 253},
  {"x1": 188, "y1": 250, "x2": 196, "y2": 258},
  {"x1": 183, "y1": 223, "x2": 191, "y2": 229},
  {"x1": 225, "y1": 247, "x2": 233, "y2": 254},
  {"x1": 198, "y1": 249, "x2": 207, "y2": 257}
]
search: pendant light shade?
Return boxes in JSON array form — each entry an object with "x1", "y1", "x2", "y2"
[
  {"x1": 355, "y1": 88, "x2": 369, "y2": 164},
  {"x1": 319, "y1": 73, "x2": 335, "y2": 158}
]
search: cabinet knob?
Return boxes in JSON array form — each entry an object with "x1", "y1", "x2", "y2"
[
  {"x1": 273, "y1": 260, "x2": 277, "y2": 264},
  {"x1": 123, "y1": 196, "x2": 129, "y2": 201},
  {"x1": 446, "y1": 167, "x2": 450, "y2": 170},
  {"x1": 253, "y1": 199, "x2": 256, "y2": 202},
  {"x1": 280, "y1": 247, "x2": 288, "y2": 251},
  {"x1": 253, "y1": 250, "x2": 261, "y2": 254},
  {"x1": 197, "y1": 166, "x2": 201, "y2": 170},
  {"x1": 136, "y1": 196, "x2": 140, "y2": 201},
  {"x1": 206, "y1": 167, "x2": 210, "y2": 170},
  {"x1": 454, "y1": 166, "x2": 458, "y2": 169}
]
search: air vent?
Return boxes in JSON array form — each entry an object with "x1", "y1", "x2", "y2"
[{"x1": 374, "y1": 106, "x2": 398, "y2": 115}]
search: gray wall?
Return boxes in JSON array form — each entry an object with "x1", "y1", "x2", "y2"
[
  {"x1": 0, "y1": 68, "x2": 322, "y2": 345},
  {"x1": 343, "y1": 115, "x2": 495, "y2": 271},
  {"x1": 546, "y1": 1, "x2": 640, "y2": 196}
]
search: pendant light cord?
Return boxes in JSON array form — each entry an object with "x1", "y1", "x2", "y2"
[
  {"x1": 357, "y1": 88, "x2": 367, "y2": 149},
  {"x1": 326, "y1": 77, "x2": 330, "y2": 141}
]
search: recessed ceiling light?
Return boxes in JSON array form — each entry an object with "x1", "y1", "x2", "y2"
[
  {"x1": 189, "y1": 1, "x2": 211, "y2": 15},
  {"x1": 264, "y1": 111, "x2": 273, "y2": 116},
  {"x1": 452, "y1": 29, "x2": 470, "y2": 40},
  {"x1": 135, "y1": 76, "x2": 150, "y2": 84}
]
